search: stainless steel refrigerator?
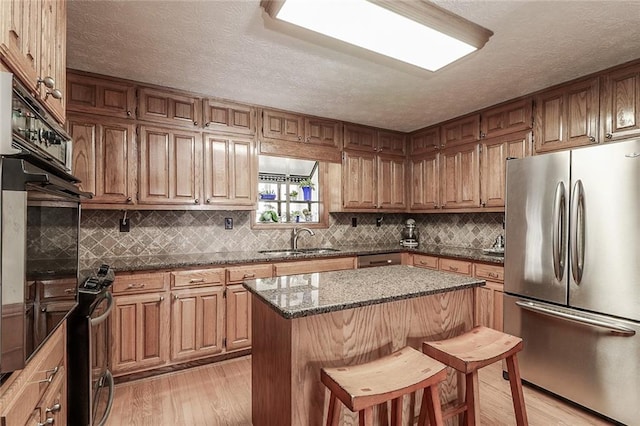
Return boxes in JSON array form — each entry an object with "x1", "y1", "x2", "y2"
[{"x1": 504, "y1": 139, "x2": 640, "y2": 425}]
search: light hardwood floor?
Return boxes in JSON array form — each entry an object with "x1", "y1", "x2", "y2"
[{"x1": 106, "y1": 355, "x2": 614, "y2": 426}]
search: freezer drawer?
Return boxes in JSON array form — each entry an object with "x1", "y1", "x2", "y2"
[{"x1": 504, "y1": 294, "x2": 639, "y2": 425}]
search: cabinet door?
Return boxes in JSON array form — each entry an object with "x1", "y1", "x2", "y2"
[
  {"x1": 171, "y1": 286, "x2": 224, "y2": 362},
  {"x1": 203, "y1": 99, "x2": 256, "y2": 135},
  {"x1": 440, "y1": 144, "x2": 480, "y2": 209},
  {"x1": 38, "y1": 0, "x2": 65, "y2": 124},
  {"x1": 480, "y1": 131, "x2": 531, "y2": 207},
  {"x1": 377, "y1": 130, "x2": 406, "y2": 155},
  {"x1": 343, "y1": 124, "x2": 377, "y2": 152},
  {"x1": 441, "y1": 114, "x2": 480, "y2": 148},
  {"x1": 111, "y1": 292, "x2": 169, "y2": 375},
  {"x1": 377, "y1": 154, "x2": 406, "y2": 210},
  {"x1": 203, "y1": 133, "x2": 255, "y2": 207},
  {"x1": 66, "y1": 72, "x2": 136, "y2": 119},
  {"x1": 68, "y1": 114, "x2": 136, "y2": 205},
  {"x1": 601, "y1": 63, "x2": 640, "y2": 142},
  {"x1": 475, "y1": 281, "x2": 504, "y2": 331},
  {"x1": 0, "y1": 0, "x2": 41, "y2": 92},
  {"x1": 534, "y1": 77, "x2": 599, "y2": 152},
  {"x1": 305, "y1": 117, "x2": 342, "y2": 148},
  {"x1": 480, "y1": 98, "x2": 532, "y2": 139},
  {"x1": 409, "y1": 126, "x2": 440, "y2": 155},
  {"x1": 342, "y1": 151, "x2": 376, "y2": 209},
  {"x1": 138, "y1": 126, "x2": 202, "y2": 205},
  {"x1": 409, "y1": 152, "x2": 439, "y2": 210},
  {"x1": 261, "y1": 109, "x2": 304, "y2": 142},
  {"x1": 225, "y1": 284, "x2": 252, "y2": 351},
  {"x1": 138, "y1": 87, "x2": 202, "y2": 128}
]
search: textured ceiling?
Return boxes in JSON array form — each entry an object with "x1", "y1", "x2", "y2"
[{"x1": 67, "y1": 0, "x2": 640, "y2": 132}]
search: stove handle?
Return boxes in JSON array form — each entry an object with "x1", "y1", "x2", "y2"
[
  {"x1": 90, "y1": 291, "x2": 114, "y2": 326},
  {"x1": 95, "y1": 370, "x2": 115, "y2": 426}
]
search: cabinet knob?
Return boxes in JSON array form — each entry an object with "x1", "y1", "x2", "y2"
[
  {"x1": 297, "y1": 136, "x2": 302, "y2": 141},
  {"x1": 37, "y1": 76, "x2": 56, "y2": 89},
  {"x1": 480, "y1": 131, "x2": 486, "y2": 139},
  {"x1": 46, "y1": 403, "x2": 61, "y2": 413},
  {"x1": 159, "y1": 296, "x2": 165, "y2": 301},
  {"x1": 206, "y1": 198, "x2": 211, "y2": 204},
  {"x1": 606, "y1": 132, "x2": 613, "y2": 139},
  {"x1": 194, "y1": 199, "x2": 199, "y2": 204},
  {"x1": 127, "y1": 110, "x2": 132, "y2": 117},
  {"x1": 205, "y1": 122, "x2": 211, "y2": 127},
  {"x1": 126, "y1": 197, "x2": 132, "y2": 202},
  {"x1": 174, "y1": 295, "x2": 180, "y2": 300},
  {"x1": 588, "y1": 136, "x2": 596, "y2": 142},
  {"x1": 44, "y1": 88, "x2": 63, "y2": 101}
]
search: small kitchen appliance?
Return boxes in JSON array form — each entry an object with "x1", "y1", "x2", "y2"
[{"x1": 399, "y1": 218, "x2": 419, "y2": 248}]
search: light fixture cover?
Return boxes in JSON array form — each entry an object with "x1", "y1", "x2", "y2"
[{"x1": 261, "y1": 0, "x2": 493, "y2": 72}]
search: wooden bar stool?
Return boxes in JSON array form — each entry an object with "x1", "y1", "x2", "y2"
[
  {"x1": 421, "y1": 326, "x2": 528, "y2": 426},
  {"x1": 321, "y1": 346, "x2": 447, "y2": 426}
]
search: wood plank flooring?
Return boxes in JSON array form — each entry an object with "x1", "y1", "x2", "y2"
[{"x1": 106, "y1": 355, "x2": 614, "y2": 426}]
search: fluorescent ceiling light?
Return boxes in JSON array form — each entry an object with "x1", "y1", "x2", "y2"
[{"x1": 261, "y1": 0, "x2": 493, "y2": 72}]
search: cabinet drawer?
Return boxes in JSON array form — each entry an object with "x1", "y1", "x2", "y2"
[
  {"x1": 439, "y1": 258, "x2": 472, "y2": 275},
  {"x1": 171, "y1": 268, "x2": 225, "y2": 288},
  {"x1": 113, "y1": 272, "x2": 168, "y2": 294},
  {"x1": 413, "y1": 254, "x2": 438, "y2": 270},
  {"x1": 274, "y1": 257, "x2": 356, "y2": 276},
  {"x1": 227, "y1": 264, "x2": 273, "y2": 283},
  {"x1": 474, "y1": 263, "x2": 504, "y2": 282}
]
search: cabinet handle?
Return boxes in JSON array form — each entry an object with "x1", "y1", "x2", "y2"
[
  {"x1": 159, "y1": 296, "x2": 165, "y2": 301},
  {"x1": 194, "y1": 121, "x2": 198, "y2": 126},
  {"x1": 64, "y1": 288, "x2": 75, "y2": 294},
  {"x1": 126, "y1": 110, "x2": 132, "y2": 117},
  {"x1": 482, "y1": 202, "x2": 486, "y2": 207},
  {"x1": 189, "y1": 278, "x2": 205, "y2": 283},
  {"x1": 126, "y1": 283, "x2": 145, "y2": 289},
  {"x1": 488, "y1": 272, "x2": 499, "y2": 278},
  {"x1": 46, "y1": 403, "x2": 61, "y2": 414},
  {"x1": 126, "y1": 197, "x2": 132, "y2": 202},
  {"x1": 205, "y1": 122, "x2": 211, "y2": 127},
  {"x1": 606, "y1": 132, "x2": 613, "y2": 139},
  {"x1": 297, "y1": 136, "x2": 302, "y2": 141},
  {"x1": 206, "y1": 198, "x2": 211, "y2": 204},
  {"x1": 449, "y1": 266, "x2": 459, "y2": 272},
  {"x1": 243, "y1": 273, "x2": 255, "y2": 278},
  {"x1": 588, "y1": 136, "x2": 596, "y2": 142},
  {"x1": 36, "y1": 366, "x2": 59, "y2": 384},
  {"x1": 194, "y1": 199, "x2": 199, "y2": 204},
  {"x1": 174, "y1": 294, "x2": 180, "y2": 300},
  {"x1": 37, "y1": 419, "x2": 54, "y2": 426}
]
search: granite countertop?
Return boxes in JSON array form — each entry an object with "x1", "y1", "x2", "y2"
[
  {"x1": 80, "y1": 244, "x2": 503, "y2": 274},
  {"x1": 242, "y1": 264, "x2": 485, "y2": 319}
]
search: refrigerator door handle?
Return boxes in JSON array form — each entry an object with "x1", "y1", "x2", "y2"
[
  {"x1": 552, "y1": 181, "x2": 566, "y2": 281},
  {"x1": 570, "y1": 180, "x2": 585, "y2": 284},
  {"x1": 516, "y1": 300, "x2": 636, "y2": 336}
]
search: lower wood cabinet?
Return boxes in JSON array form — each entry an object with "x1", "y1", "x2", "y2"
[
  {"x1": 0, "y1": 322, "x2": 67, "y2": 426},
  {"x1": 171, "y1": 286, "x2": 224, "y2": 362},
  {"x1": 273, "y1": 256, "x2": 356, "y2": 276}
]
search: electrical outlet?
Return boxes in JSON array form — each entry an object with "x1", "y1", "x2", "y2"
[
  {"x1": 376, "y1": 217, "x2": 383, "y2": 227},
  {"x1": 119, "y1": 219, "x2": 130, "y2": 232},
  {"x1": 224, "y1": 217, "x2": 233, "y2": 230},
  {"x1": 351, "y1": 217, "x2": 357, "y2": 227}
]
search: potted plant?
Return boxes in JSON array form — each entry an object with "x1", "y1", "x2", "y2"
[
  {"x1": 298, "y1": 178, "x2": 315, "y2": 201},
  {"x1": 289, "y1": 189, "x2": 299, "y2": 200},
  {"x1": 290, "y1": 210, "x2": 302, "y2": 222},
  {"x1": 259, "y1": 188, "x2": 276, "y2": 200},
  {"x1": 302, "y1": 208, "x2": 312, "y2": 222}
]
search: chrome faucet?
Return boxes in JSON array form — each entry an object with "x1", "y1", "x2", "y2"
[{"x1": 291, "y1": 227, "x2": 315, "y2": 250}]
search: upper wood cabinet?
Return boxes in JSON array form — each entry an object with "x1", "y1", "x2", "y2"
[
  {"x1": 203, "y1": 99, "x2": 256, "y2": 135},
  {"x1": 409, "y1": 152, "x2": 439, "y2": 210},
  {"x1": 138, "y1": 125, "x2": 202, "y2": 205},
  {"x1": 439, "y1": 143, "x2": 480, "y2": 209},
  {"x1": 377, "y1": 154, "x2": 406, "y2": 209},
  {"x1": 480, "y1": 131, "x2": 531, "y2": 208},
  {"x1": 261, "y1": 109, "x2": 305, "y2": 142},
  {"x1": 410, "y1": 126, "x2": 441, "y2": 155},
  {"x1": 138, "y1": 87, "x2": 202, "y2": 128},
  {"x1": 600, "y1": 62, "x2": 640, "y2": 142},
  {"x1": 66, "y1": 72, "x2": 136, "y2": 119},
  {"x1": 68, "y1": 113, "x2": 136, "y2": 205},
  {"x1": 203, "y1": 133, "x2": 256, "y2": 208},
  {"x1": 344, "y1": 125, "x2": 406, "y2": 155},
  {"x1": 0, "y1": 0, "x2": 66, "y2": 123},
  {"x1": 305, "y1": 117, "x2": 342, "y2": 148},
  {"x1": 480, "y1": 98, "x2": 532, "y2": 139},
  {"x1": 441, "y1": 114, "x2": 480, "y2": 148},
  {"x1": 534, "y1": 76, "x2": 599, "y2": 153}
]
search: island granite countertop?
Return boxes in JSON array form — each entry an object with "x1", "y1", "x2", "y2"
[
  {"x1": 242, "y1": 264, "x2": 485, "y2": 319},
  {"x1": 80, "y1": 244, "x2": 502, "y2": 274}
]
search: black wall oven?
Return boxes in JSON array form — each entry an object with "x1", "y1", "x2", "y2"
[{"x1": 0, "y1": 71, "x2": 87, "y2": 377}]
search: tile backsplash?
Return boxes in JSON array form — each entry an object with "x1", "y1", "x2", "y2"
[{"x1": 79, "y1": 210, "x2": 504, "y2": 260}]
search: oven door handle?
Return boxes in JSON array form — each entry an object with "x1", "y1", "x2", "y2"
[
  {"x1": 90, "y1": 291, "x2": 114, "y2": 327},
  {"x1": 95, "y1": 370, "x2": 115, "y2": 426}
]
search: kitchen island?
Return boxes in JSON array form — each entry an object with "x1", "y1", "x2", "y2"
[{"x1": 243, "y1": 265, "x2": 484, "y2": 426}]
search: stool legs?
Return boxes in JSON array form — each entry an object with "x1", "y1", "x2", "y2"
[
  {"x1": 506, "y1": 354, "x2": 528, "y2": 426},
  {"x1": 463, "y1": 371, "x2": 480, "y2": 426},
  {"x1": 359, "y1": 407, "x2": 373, "y2": 426},
  {"x1": 327, "y1": 393, "x2": 340, "y2": 426},
  {"x1": 391, "y1": 397, "x2": 402, "y2": 426},
  {"x1": 418, "y1": 385, "x2": 444, "y2": 426}
]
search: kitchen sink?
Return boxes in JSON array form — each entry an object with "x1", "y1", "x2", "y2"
[{"x1": 258, "y1": 248, "x2": 340, "y2": 256}]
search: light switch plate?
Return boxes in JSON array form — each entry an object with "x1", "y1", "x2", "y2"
[{"x1": 225, "y1": 218, "x2": 233, "y2": 229}]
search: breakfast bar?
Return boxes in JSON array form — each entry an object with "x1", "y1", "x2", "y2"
[{"x1": 243, "y1": 265, "x2": 484, "y2": 426}]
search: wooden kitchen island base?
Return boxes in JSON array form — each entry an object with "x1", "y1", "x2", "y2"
[{"x1": 251, "y1": 288, "x2": 474, "y2": 426}]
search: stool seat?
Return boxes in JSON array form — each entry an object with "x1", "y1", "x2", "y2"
[
  {"x1": 423, "y1": 325, "x2": 523, "y2": 374},
  {"x1": 422, "y1": 326, "x2": 529, "y2": 426},
  {"x1": 321, "y1": 346, "x2": 446, "y2": 425}
]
